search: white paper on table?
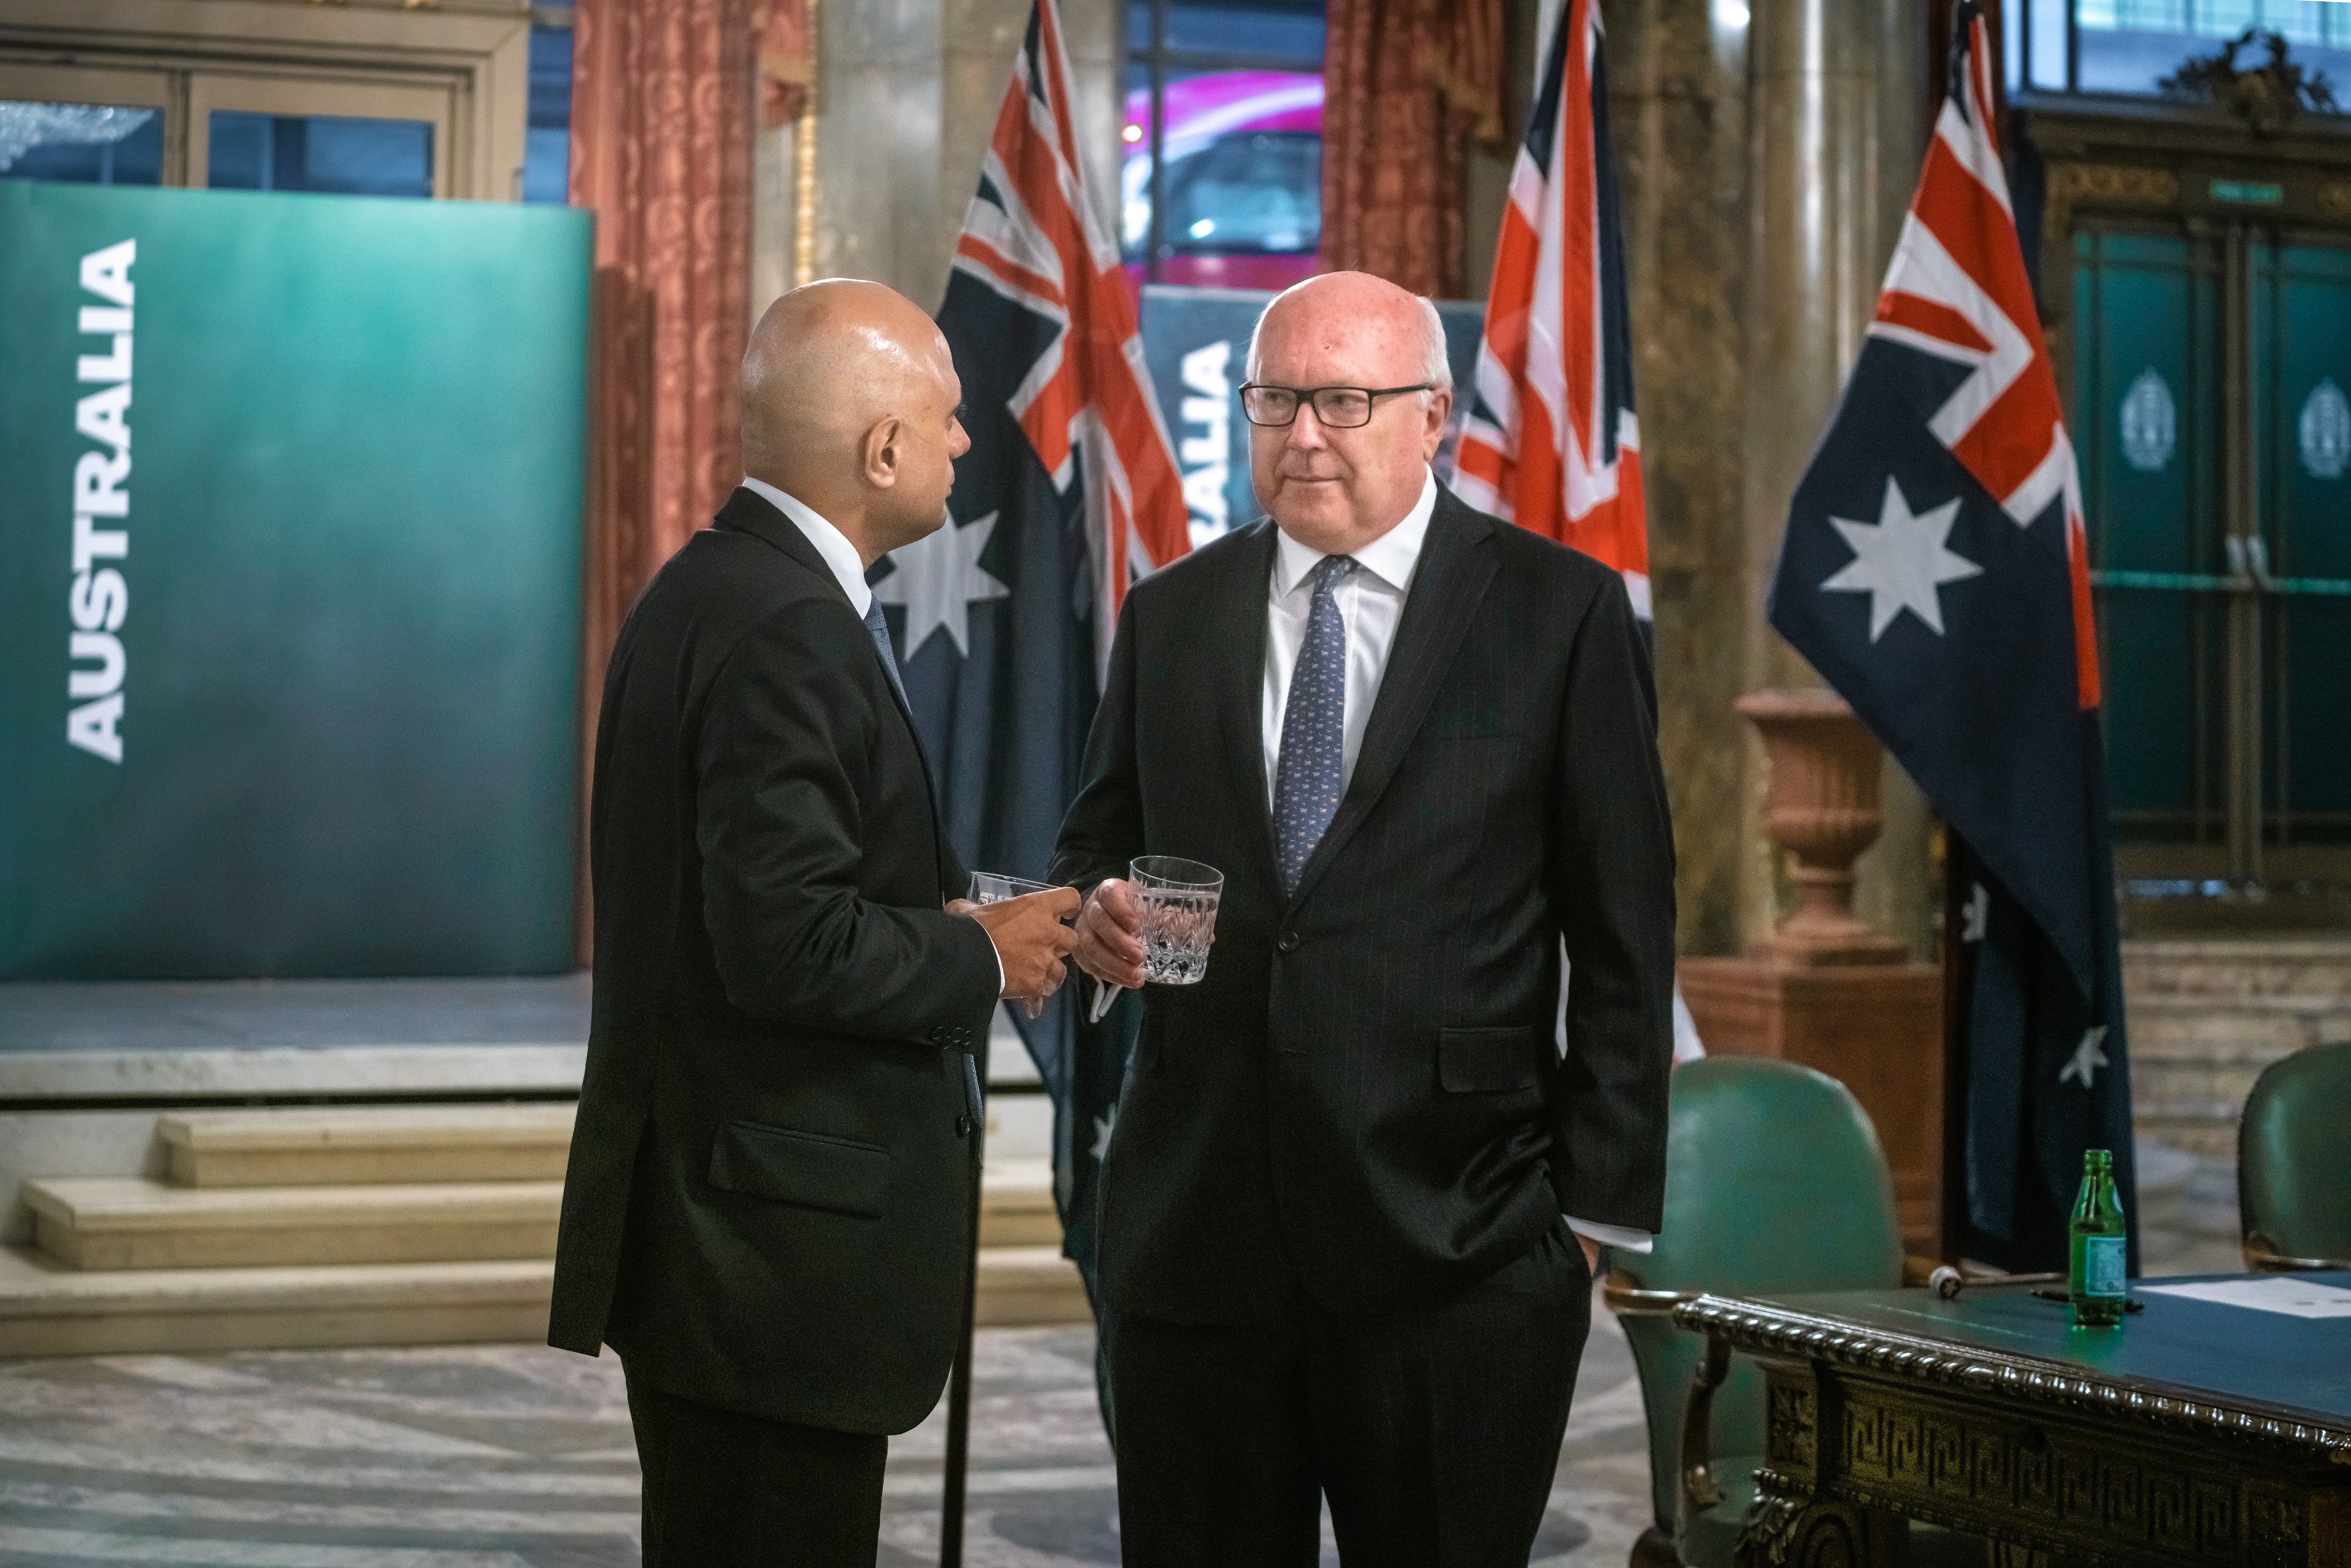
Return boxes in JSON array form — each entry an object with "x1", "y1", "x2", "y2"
[{"x1": 2136, "y1": 1277, "x2": 2351, "y2": 1318}]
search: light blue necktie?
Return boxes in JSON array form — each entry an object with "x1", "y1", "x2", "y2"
[
  {"x1": 1274, "y1": 555, "x2": 1356, "y2": 894},
  {"x1": 863, "y1": 599, "x2": 909, "y2": 709}
]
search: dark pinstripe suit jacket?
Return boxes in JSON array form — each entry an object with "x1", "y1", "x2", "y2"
[
  {"x1": 1050, "y1": 485, "x2": 1677, "y2": 1325},
  {"x1": 550, "y1": 489, "x2": 1000, "y2": 1433}
]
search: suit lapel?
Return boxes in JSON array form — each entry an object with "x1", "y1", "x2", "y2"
[
  {"x1": 1208, "y1": 522, "x2": 1282, "y2": 892},
  {"x1": 716, "y1": 487, "x2": 957, "y2": 897},
  {"x1": 1286, "y1": 492, "x2": 1498, "y2": 913}
]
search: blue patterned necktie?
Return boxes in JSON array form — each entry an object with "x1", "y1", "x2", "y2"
[
  {"x1": 863, "y1": 598, "x2": 909, "y2": 709},
  {"x1": 1274, "y1": 554, "x2": 1357, "y2": 894}
]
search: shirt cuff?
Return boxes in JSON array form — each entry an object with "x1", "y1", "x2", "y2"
[
  {"x1": 1565, "y1": 1215, "x2": 1653, "y2": 1255},
  {"x1": 982, "y1": 929, "x2": 1004, "y2": 993}
]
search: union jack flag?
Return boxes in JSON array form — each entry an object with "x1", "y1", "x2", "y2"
[
  {"x1": 1450, "y1": 0, "x2": 1648, "y2": 619},
  {"x1": 1768, "y1": 2, "x2": 2135, "y2": 1272}
]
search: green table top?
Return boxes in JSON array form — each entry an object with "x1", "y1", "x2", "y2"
[{"x1": 1722, "y1": 1271, "x2": 2351, "y2": 1430}]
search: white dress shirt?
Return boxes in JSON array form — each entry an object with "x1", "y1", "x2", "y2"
[
  {"x1": 738, "y1": 476, "x2": 1005, "y2": 993},
  {"x1": 1258, "y1": 468, "x2": 1652, "y2": 1257}
]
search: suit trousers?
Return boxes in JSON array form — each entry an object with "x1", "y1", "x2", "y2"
[
  {"x1": 624, "y1": 1361, "x2": 889, "y2": 1567},
  {"x1": 1100, "y1": 1219, "x2": 1592, "y2": 1568}
]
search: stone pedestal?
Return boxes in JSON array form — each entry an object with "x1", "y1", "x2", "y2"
[{"x1": 1679, "y1": 690, "x2": 1943, "y2": 1252}]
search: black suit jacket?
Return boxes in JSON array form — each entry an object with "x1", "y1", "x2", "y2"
[
  {"x1": 549, "y1": 487, "x2": 1002, "y2": 1435},
  {"x1": 1049, "y1": 485, "x2": 1676, "y2": 1324}
]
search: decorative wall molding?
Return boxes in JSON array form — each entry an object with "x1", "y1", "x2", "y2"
[{"x1": 2047, "y1": 162, "x2": 2182, "y2": 208}]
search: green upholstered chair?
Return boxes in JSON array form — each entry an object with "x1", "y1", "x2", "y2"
[
  {"x1": 1604, "y1": 1057, "x2": 1905, "y2": 1568},
  {"x1": 2239, "y1": 1039, "x2": 2351, "y2": 1272}
]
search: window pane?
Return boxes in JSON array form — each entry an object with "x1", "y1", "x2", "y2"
[
  {"x1": 2030, "y1": 0, "x2": 2071, "y2": 88},
  {"x1": 1164, "y1": 0, "x2": 1325, "y2": 62},
  {"x1": 525, "y1": 23, "x2": 572, "y2": 205},
  {"x1": 1126, "y1": 67, "x2": 1322, "y2": 289},
  {"x1": 2075, "y1": 0, "x2": 2351, "y2": 95},
  {"x1": 0, "y1": 101, "x2": 162, "y2": 185},
  {"x1": 209, "y1": 111, "x2": 433, "y2": 199}
]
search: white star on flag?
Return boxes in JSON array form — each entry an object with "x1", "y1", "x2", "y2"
[
  {"x1": 874, "y1": 510, "x2": 1010, "y2": 659},
  {"x1": 2058, "y1": 1026, "x2": 2109, "y2": 1089},
  {"x1": 1819, "y1": 477, "x2": 1981, "y2": 642}
]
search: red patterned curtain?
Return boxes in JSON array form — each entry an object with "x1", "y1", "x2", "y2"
[
  {"x1": 570, "y1": 0, "x2": 755, "y2": 691},
  {"x1": 1318, "y1": 0, "x2": 1506, "y2": 298}
]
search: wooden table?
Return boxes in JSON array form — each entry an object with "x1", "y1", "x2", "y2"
[{"x1": 1673, "y1": 1272, "x2": 2351, "y2": 1567}]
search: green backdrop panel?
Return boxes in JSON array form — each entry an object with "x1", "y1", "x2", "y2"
[{"x1": 0, "y1": 180, "x2": 588, "y2": 979}]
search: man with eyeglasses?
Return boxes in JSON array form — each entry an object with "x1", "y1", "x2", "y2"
[{"x1": 1050, "y1": 270, "x2": 1676, "y2": 1566}]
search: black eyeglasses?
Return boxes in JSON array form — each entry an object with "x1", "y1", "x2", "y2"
[{"x1": 1238, "y1": 382, "x2": 1435, "y2": 429}]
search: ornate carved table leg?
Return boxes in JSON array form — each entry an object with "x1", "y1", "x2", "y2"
[{"x1": 1735, "y1": 1473, "x2": 1903, "y2": 1567}]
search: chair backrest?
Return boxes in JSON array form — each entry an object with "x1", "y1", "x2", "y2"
[
  {"x1": 1628, "y1": 1056, "x2": 1907, "y2": 1296},
  {"x1": 2239, "y1": 1039, "x2": 2351, "y2": 1264},
  {"x1": 1612, "y1": 1056, "x2": 1905, "y2": 1540}
]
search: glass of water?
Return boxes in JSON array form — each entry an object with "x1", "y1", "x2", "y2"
[
  {"x1": 970, "y1": 872, "x2": 1060, "y2": 1017},
  {"x1": 1130, "y1": 856, "x2": 1223, "y2": 986},
  {"x1": 970, "y1": 872, "x2": 1053, "y2": 905}
]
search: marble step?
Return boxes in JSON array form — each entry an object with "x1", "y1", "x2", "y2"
[
  {"x1": 974, "y1": 1244, "x2": 1090, "y2": 1328},
  {"x1": 0, "y1": 1244, "x2": 553, "y2": 1359},
  {"x1": 2128, "y1": 994, "x2": 2351, "y2": 1061},
  {"x1": 156, "y1": 1104, "x2": 576, "y2": 1188},
  {"x1": 980, "y1": 1160, "x2": 1061, "y2": 1249},
  {"x1": 2122, "y1": 939, "x2": 2351, "y2": 1002},
  {"x1": 22, "y1": 1178, "x2": 564, "y2": 1272},
  {"x1": 0, "y1": 1241, "x2": 1089, "y2": 1361}
]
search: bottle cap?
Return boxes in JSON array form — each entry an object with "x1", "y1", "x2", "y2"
[{"x1": 2084, "y1": 1148, "x2": 2112, "y2": 1169}]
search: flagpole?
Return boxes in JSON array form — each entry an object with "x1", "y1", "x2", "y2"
[
  {"x1": 1938, "y1": 825, "x2": 1970, "y2": 1266},
  {"x1": 942, "y1": 1034, "x2": 986, "y2": 1568}
]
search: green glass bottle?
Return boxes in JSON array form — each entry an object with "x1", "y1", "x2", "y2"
[{"x1": 2069, "y1": 1148, "x2": 2128, "y2": 1328}]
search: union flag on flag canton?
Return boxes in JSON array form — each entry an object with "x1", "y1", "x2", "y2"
[
  {"x1": 1451, "y1": 0, "x2": 1647, "y2": 619},
  {"x1": 1767, "y1": 2, "x2": 2136, "y2": 1271},
  {"x1": 907, "y1": 0, "x2": 1185, "y2": 1328},
  {"x1": 937, "y1": 0, "x2": 1188, "y2": 676}
]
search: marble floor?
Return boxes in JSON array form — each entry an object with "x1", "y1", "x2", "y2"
[{"x1": 0, "y1": 1292, "x2": 1653, "y2": 1566}]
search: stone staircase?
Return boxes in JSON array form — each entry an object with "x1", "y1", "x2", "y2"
[
  {"x1": 1, "y1": 1100, "x2": 1084, "y2": 1358},
  {"x1": 2125, "y1": 937, "x2": 2351, "y2": 1161}
]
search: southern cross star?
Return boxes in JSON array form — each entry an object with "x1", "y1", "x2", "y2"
[
  {"x1": 1819, "y1": 477, "x2": 1981, "y2": 642},
  {"x1": 873, "y1": 508, "x2": 1010, "y2": 659},
  {"x1": 2059, "y1": 1026, "x2": 2110, "y2": 1090}
]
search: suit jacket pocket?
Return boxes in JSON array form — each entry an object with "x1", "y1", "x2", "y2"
[
  {"x1": 706, "y1": 1120, "x2": 890, "y2": 1218},
  {"x1": 1438, "y1": 1026, "x2": 1540, "y2": 1093}
]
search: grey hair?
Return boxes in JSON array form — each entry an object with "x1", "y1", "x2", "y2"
[{"x1": 1245, "y1": 284, "x2": 1454, "y2": 397}]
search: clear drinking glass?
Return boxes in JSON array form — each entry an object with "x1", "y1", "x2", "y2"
[
  {"x1": 1130, "y1": 856, "x2": 1223, "y2": 986},
  {"x1": 970, "y1": 872, "x2": 1053, "y2": 905},
  {"x1": 971, "y1": 873, "x2": 1058, "y2": 1018}
]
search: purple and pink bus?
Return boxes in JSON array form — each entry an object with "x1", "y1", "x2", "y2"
[{"x1": 1121, "y1": 69, "x2": 1322, "y2": 292}]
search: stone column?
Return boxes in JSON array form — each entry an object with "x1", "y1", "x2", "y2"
[
  {"x1": 777, "y1": 0, "x2": 1119, "y2": 312},
  {"x1": 1741, "y1": 0, "x2": 1931, "y2": 958},
  {"x1": 1600, "y1": 0, "x2": 1753, "y2": 957}
]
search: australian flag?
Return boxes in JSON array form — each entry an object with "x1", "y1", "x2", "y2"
[
  {"x1": 1766, "y1": 2, "x2": 2137, "y2": 1272},
  {"x1": 882, "y1": 0, "x2": 1188, "y2": 1314}
]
